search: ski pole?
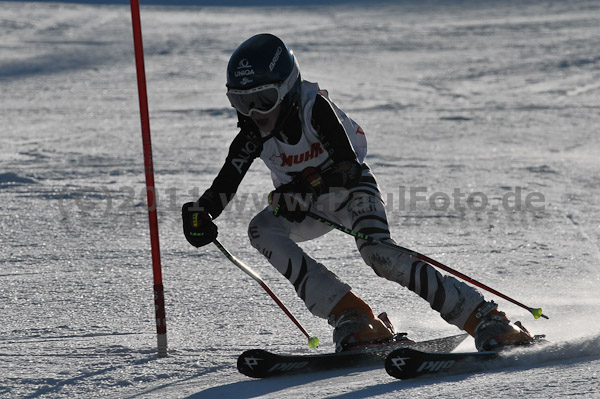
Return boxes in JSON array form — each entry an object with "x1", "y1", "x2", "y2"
[
  {"x1": 212, "y1": 239, "x2": 320, "y2": 348},
  {"x1": 306, "y1": 211, "x2": 548, "y2": 320}
]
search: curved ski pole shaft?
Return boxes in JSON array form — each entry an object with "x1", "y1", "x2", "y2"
[
  {"x1": 212, "y1": 239, "x2": 319, "y2": 347},
  {"x1": 306, "y1": 211, "x2": 548, "y2": 320},
  {"x1": 213, "y1": 239, "x2": 263, "y2": 284}
]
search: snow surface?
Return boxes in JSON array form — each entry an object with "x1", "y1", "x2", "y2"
[{"x1": 1, "y1": 0, "x2": 600, "y2": 397}]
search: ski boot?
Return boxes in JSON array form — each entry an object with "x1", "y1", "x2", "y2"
[
  {"x1": 328, "y1": 291, "x2": 413, "y2": 352},
  {"x1": 466, "y1": 301, "x2": 534, "y2": 352},
  {"x1": 329, "y1": 310, "x2": 396, "y2": 352}
]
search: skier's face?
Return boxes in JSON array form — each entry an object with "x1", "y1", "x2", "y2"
[{"x1": 250, "y1": 104, "x2": 281, "y2": 133}]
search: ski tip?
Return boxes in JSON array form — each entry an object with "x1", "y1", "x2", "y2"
[{"x1": 237, "y1": 349, "x2": 274, "y2": 378}]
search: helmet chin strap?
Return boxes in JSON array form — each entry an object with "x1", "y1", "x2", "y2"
[
  {"x1": 273, "y1": 105, "x2": 295, "y2": 135},
  {"x1": 270, "y1": 79, "x2": 302, "y2": 142},
  {"x1": 244, "y1": 77, "x2": 302, "y2": 145},
  {"x1": 273, "y1": 104, "x2": 301, "y2": 144}
]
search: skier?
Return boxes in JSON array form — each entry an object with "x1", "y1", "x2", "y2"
[{"x1": 182, "y1": 33, "x2": 534, "y2": 352}]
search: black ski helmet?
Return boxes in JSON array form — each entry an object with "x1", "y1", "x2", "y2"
[{"x1": 226, "y1": 34, "x2": 301, "y2": 129}]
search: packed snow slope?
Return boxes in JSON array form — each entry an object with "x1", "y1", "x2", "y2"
[{"x1": 1, "y1": 0, "x2": 599, "y2": 398}]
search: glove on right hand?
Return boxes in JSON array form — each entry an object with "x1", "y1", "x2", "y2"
[{"x1": 182, "y1": 202, "x2": 218, "y2": 247}]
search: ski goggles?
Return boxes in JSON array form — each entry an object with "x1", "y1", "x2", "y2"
[
  {"x1": 226, "y1": 83, "x2": 284, "y2": 117},
  {"x1": 226, "y1": 58, "x2": 300, "y2": 117}
]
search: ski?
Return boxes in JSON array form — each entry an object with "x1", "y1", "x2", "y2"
[
  {"x1": 237, "y1": 333, "x2": 468, "y2": 378},
  {"x1": 385, "y1": 335, "x2": 547, "y2": 380}
]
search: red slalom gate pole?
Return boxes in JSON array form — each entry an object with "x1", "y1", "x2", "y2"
[{"x1": 130, "y1": 0, "x2": 168, "y2": 357}]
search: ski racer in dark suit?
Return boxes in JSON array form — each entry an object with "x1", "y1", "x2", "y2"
[{"x1": 182, "y1": 33, "x2": 533, "y2": 352}]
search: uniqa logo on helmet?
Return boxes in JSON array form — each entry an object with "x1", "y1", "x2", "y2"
[
  {"x1": 235, "y1": 58, "x2": 255, "y2": 78},
  {"x1": 269, "y1": 47, "x2": 283, "y2": 72},
  {"x1": 234, "y1": 69, "x2": 255, "y2": 78}
]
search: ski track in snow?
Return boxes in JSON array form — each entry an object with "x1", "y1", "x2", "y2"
[{"x1": 1, "y1": 0, "x2": 600, "y2": 398}]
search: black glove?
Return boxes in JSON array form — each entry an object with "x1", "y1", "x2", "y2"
[
  {"x1": 268, "y1": 190, "x2": 311, "y2": 222},
  {"x1": 268, "y1": 167, "x2": 327, "y2": 223},
  {"x1": 182, "y1": 202, "x2": 218, "y2": 247}
]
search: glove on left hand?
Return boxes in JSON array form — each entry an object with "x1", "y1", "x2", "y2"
[{"x1": 268, "y1": 167, "x2": 327, "y2": 223}]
